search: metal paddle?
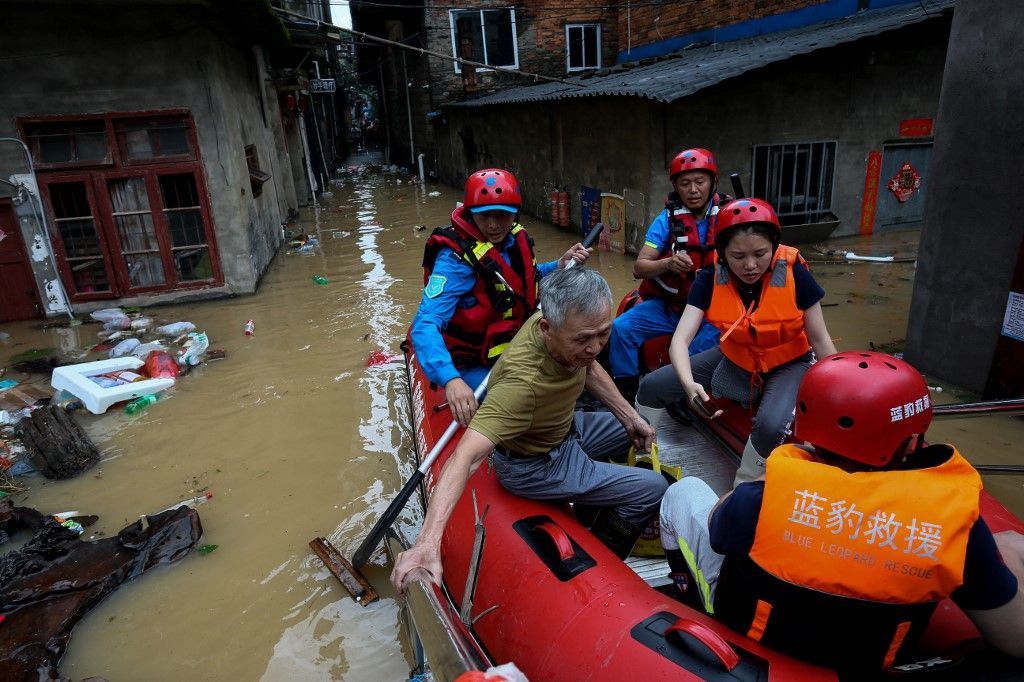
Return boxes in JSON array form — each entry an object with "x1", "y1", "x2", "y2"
[{"x1": 350, "y1": 221, "x2": 606, "y2": 571}]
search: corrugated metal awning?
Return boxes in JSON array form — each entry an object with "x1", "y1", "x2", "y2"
[{"x1": 446, "y1": 0, "x2": 954, "y2": 108}]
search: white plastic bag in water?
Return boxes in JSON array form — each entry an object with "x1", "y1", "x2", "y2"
[
  {"x1": 89, "y1": 308, "x2": 126, "y2": 323},
  {"x1": 109, "y1": 338, "x2": 141, "y2": 358},
  {"x1": 155, "y1": 321, "x2": 196, "y2": 336}
]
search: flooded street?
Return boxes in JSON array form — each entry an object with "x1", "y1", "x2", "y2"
[{"x1": 3, "y1": 168, "x2": 1023, "y2": 680}]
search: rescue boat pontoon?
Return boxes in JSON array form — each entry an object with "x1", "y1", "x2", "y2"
[{"x1": 392, "y1": 334, "x2": 1024, "y2": 681}]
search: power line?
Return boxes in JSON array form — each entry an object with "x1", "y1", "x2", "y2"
[
  {"x1": 324, "y1": 0, "x2": 667, "y2": 10},
  {"x1": 275, "y1": 6, "x2": 586, "y2": 87}
]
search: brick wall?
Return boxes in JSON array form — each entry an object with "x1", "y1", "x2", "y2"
[
  {"x1": 617, "y1": 0, "x2": 824, "y2": 50},
  {"x1": 423, "y1": 0, "x2": 619, "y2": 103},
  {"x1": 420, "y1": 1, "x2": 846, "y2": 103}
]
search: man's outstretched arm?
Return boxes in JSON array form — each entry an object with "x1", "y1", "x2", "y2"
[{"x1": 390, "y1": 429, "x2": 494, "y2": 594}]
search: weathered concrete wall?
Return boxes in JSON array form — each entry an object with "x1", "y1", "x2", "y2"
[
  {"x1": 905, "y1": 0, "x2": 1024, "y2": 392},
  {"x1": 0, "y1": 5, "x2": 297, "y2": 303},
  {"x1": 196, "y1": 37, "x2": 297, "y2": 288},
  {"x1": 658, "y1": 17, "x2": 949, "y2": 237},
  {"x1": 436, "y1": 97, "x2": 656, "y2": 245},
  {"x1": 434, "y1": 17, "x2": 949, "y2": 247}
]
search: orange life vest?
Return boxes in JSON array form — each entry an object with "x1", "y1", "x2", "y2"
[
  {"x1": 751, "y1": 444, "x2": 980, "y2": 605},
  {"x1": 705, "y1": 245, "x2": 810, "y2": 373},
  {"x1": 721, "y1": 444, "x2": 982, "y2": 671}
]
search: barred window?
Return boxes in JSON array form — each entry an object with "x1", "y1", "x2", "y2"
[{"x1": 752, "y1": 142, "x2": 837, "y2": 225}]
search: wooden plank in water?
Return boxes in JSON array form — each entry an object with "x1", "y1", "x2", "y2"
[{"x1": 310, "y1": 536, "x2": 379, "y2": 606}]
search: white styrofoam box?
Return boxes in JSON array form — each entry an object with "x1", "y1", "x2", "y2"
[{"x1": 51, "y1": 357, "x2": 174, "y2": 415}]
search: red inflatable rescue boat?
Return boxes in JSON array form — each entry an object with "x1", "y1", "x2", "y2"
[{"x1": 396, "y1": 332, "x2": 1024, "y2": 681}]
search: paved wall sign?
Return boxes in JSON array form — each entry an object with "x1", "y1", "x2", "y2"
[
  {"x1": 1002, "y1": 291, "x2": 1024, "y2": 342},
  {"x1": 887, "y1": 162, "x2": 921, "y2": 203},
  {"x1": 310, "y1": 78, "x2": 336, "y2": 93}
]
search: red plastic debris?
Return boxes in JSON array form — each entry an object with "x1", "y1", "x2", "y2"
[{"x1": 366, "y1": 350, "x2": 399, "y2": 367}]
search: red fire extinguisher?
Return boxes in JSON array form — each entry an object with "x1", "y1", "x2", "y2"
[
  {"x1": 550, "y1": 189, "x2": 561, "y2": 225},
  {"x1": 557, "y1": 190, "x2": 570, "y2": 228}
]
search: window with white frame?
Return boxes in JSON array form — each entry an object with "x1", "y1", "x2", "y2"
[
  {"x1": 449, "y1": 8, "x2": 518, "y2": 73},
  {"x1": 751, "y1": 141, "x2": 837, "y2": 225},
  {"x1": 566, "y1": 23, "x2": 601, "y2": 71}
]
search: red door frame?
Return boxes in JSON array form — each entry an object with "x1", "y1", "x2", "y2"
[
  {"x1": 22, "y1": 110, "x2": 224, "y2": 302},
  {"x1": 95, "y1": 168, "x2": 181, "y2": 295},
  {"x1": 37, "y1": 172, "x2": 120, "y2": 302},
  {"x1": 0, "y1": 198, "x2": 43, "y2": 321},
  {"x1": 149, "y1": 165, "x2": 224, "y2": 288}
]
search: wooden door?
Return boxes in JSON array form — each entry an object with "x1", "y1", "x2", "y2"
[{"x1": 0, "y1": 199, "x2": 42, "y2": 321}]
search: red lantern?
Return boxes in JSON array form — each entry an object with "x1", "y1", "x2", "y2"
[{"x1": 284, "y1": 94, "x2": 296, "y2": 111}]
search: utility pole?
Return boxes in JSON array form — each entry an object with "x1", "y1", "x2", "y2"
[{"x1": 402, "y1": 50, "x2": 415, "y2": 167}]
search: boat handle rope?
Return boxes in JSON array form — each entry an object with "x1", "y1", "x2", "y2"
[
  {"x1": 534, "y1": 522, "x2": 576, "y2": 561},
  {"x1": 666, "y1": 618, "x2": 741, "y2": 671}
]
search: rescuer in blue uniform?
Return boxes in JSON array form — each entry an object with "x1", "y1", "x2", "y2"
[
  {"x1": 607, "y1": 148, "x2": 726, "y2": 404},
  {"x1": 411, "y1": 168, "x2": 590, "y2": 426}
]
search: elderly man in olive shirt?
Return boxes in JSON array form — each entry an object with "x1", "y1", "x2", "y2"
[{"x1": 392, "y1": 267, "x2": 666, "y2": 593}]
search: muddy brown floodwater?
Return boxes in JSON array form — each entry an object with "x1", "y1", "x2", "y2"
[{"x1": 2, "y1": 168, "x2": 1022, "y2": 680}]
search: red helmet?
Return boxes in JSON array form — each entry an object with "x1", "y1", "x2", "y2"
[
  {"x1": 669, "y1": 148, "x2": 718, "y2": 183},
  {"x1": 713, "y1": 198, "x2": 781, "y2": 254},
  {"x1": 463, "y1": 168, "x2": 522, "y2": 214},
  {"x1": 795, "y1": 352, "x2": 933, "y2": 467}
]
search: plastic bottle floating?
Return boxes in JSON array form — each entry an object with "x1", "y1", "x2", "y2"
[
  {"x1": 312, "y1": 275, "x2": 329, "y2": 285},
  {"x1": 124, "y1": 394, "x2": 159, "y2": 415},
  {"x1": 155, "y1": 490, "x2": 214, "y2": 514},
  {"x1": 244, "y1": 320, "x2": 255, "y2": 336}
]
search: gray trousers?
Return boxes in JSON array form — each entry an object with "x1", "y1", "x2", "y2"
[
  {"x1": 636, "y1": 347, "x2": 812, "y2": 455},
  {"x1": 491, "y1": 411, "x2": 667, "y2": 525}
]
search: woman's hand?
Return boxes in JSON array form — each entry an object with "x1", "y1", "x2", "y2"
[
  {"x1": 683, "y1": 381, "x2": 710, "y2": 405},
  {"x1": 683, "y1": 382, "x2": 723, "y2": 419}
]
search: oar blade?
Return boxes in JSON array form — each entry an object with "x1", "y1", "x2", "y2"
[{"x1": 353, "y1": 470, "x2": 426, "y2": 568}]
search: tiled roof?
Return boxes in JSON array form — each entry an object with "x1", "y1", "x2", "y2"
[{"x1": 447, "y1": 0, "x2": 954, "y2": 108}]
